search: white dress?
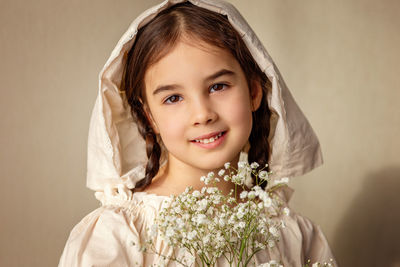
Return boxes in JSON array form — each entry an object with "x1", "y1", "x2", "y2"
[{"x1": 58, "y1": 188, "x2": 337, "y2": 266}]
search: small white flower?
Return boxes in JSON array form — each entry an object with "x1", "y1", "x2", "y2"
[
  {"x1": 202, "y1": 235, "x2": 211, "y2": 244},
  {"x1": 197, "y1": 199, "x2": 208, "y2": 211},
  {"x1": 200, "y1": 176, "x2": 206, "y2": 182},
  {"x1": 247, "y1": 191, "x2": 256, "y2": 199},
  {"x1": 268, "y1": 240, "x2": 275, "y2": 248},
  {"x1": 269, "y1": 226, "x2": 278, "y2": 237},
  {"x1": 263, "y1": 197, "x2": 272, "y2": 208},
  {"x1": 218, "y1": 169, "x2": 225, "y2": 176},
  {"x1": 283, "y1": 207, "x2": 290, "y2": 216},
  {"x1": 224, "y1": 162, "x2": 231, "y2": 169},
  {"x1": 238, "y1": 221, "x2": 246, "y2": 228},
  {"x1": 207, "y1": 172, "x2": 215, "y2": 178},
  {"x1": 192, "y1": 190, "x2": 201, "y2": 198},
  {"x1": 165, "y1": 227, "x2": 175, "y2": 237},
  {"x1": 240, "y1": 191, "x2": 248, "y2": 199},
  {"x1": 238, "y1": 161, "x2": 246, "y2": 168},
  {"x1": 250, "y1": 162, "x2": 259, "y2": 169},
  {"x1": 312, "y1": 263, "x2": 319, "y2": 267},
  {"x1": 187, "y1": 230, "x2": 197, "y2": 240},
  {"x1": 223, "y1": 175, "x2": 230, "y2": 181},
  {"x1": 259, "y1": 171, "x2": 269, "y2": 179}
]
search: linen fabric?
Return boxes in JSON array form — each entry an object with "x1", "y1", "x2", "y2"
[
  {"x1": 59, "y1": 0, "x2": 337, "y2": 266},
  {"x1": 59, "y1": 189, "x2": 337, "y2": 266}
]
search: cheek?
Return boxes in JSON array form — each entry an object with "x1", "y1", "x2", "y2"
[
  {"x1": 152, "y1": 109, "x2": 186, "y2": 145},
  {"x1": 222, "y1": 92, "x2": 253, "y2": 132}
]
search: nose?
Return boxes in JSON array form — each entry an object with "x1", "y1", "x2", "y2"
[{"x1": 191, "y1": 97, "x2": 218, "y2": 126}]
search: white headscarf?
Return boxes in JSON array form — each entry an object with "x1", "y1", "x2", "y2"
[{"x1": 87, "y1": 0, "x2": 323, "y2": 200}]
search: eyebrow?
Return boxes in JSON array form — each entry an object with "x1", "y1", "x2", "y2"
[{"x1": 152, "y1": 69, "x2": 236, "y2": 95}]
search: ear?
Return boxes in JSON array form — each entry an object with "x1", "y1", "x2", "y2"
[
  {"x1": 250, "y1": 78, "x2": 263, "y2": 112},
  {"x1": 142, "y1": 103, "x2": 160, "y2": 134}
]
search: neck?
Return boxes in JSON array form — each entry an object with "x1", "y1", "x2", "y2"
[{"x1": 142, "y1": 153, "x2": 242, "y2": 197}]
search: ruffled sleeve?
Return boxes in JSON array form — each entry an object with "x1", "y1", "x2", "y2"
[{"x1": 58, "y1": 205, "x2": 143, "y2": 267}]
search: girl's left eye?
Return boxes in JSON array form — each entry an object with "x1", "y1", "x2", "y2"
[{"x1": 210, "y1": 83, "x2": 228, "y2": 93}]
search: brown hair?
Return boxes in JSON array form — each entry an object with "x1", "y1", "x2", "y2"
[{"x1": 123, "y1": 2, "x2": 272, "y2": 190}]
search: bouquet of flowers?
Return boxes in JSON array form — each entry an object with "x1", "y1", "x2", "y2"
[{"x1": 140, "y1": 162, "x2": 334, "y2": 267}]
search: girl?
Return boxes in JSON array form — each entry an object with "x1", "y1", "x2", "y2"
[{"x1": 59, "y1": 0, "x2": 337, "y2": 266}]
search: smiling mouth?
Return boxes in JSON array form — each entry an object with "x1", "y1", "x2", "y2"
[{"x1": 191, "y1": 131, "x2": 226, "y2": 144}]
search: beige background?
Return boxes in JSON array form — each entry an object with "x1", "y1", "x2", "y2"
[{"x1": 1, "y1": 0, "x2": 399, "y2": 266}]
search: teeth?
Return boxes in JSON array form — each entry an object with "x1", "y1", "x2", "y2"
[{"x1": 195, "y1": 132, "x2": 223, "y2": 144}]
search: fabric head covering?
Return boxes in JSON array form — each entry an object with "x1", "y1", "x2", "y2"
[{"x1": 87, "y1": 0, "x2": 323, "y2": 200}]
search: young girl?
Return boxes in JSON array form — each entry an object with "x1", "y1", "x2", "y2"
[{"x1": 59, "y1": 0, "x2": 337, "y2": 266}]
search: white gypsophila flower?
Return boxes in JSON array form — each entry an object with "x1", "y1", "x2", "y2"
[
  {"x1": 206, "y1": 187, "x2": 218, "y2": 194},
  {"x1": 202, "y1": 234, "x2": 211, "y2": 244},
  {"x1": 149, "y1": 163, "x2": 287, "y2": 267},
  {"x1": 264, "y1": 197, "x2": 272, "y2": 208},
  {"x1": 238, "y1": 161, "x2": 247, "y2": 169},
  {"x1": 269, "y1": 226, "x2": 278, "y2": 237},
  {"x1": 312, "y1": 263, "x2": 319, "y2": 267},
  {"x1": 192, "y1": 190, "x2": 201, "y2": 198},
  {"x1": 238, "y1": 221, "x2": 246, "y2": 228},
  {"x1": 197, "y1": 199, "x2": 208, "y2": 211},
  {"x1": 215, "y1": 177, "x2": 220, "y2": 182},
  {"x1": 173, "y1": 204, "x2": 182, "y2": 212},
  {"x1": 200, "y1": 176, "x2": 206, "y2": 182},
  {"x1": 165, "y1": 227, "x2": 175, "y2": 238},
  {"x1": 259, "y1": 171, "x2": 269, "y2": 180},
  {"x1": 240, "y1": 191, "x2": 248, "y2": 199},
  {"x1": 224, "y1": 162, "x2": 231, "y2": 169},
  {"x1": 187, "y1": 230, "x2": 197, "y2": 240},
  {"x1": 236, "y1": 209, "x2": 245, "y2": 219},
  {"x1": 283, "y1": 207, "x2": 290, "y2": 216},
  {"x1": 250, "y1": 162, "x2": 259, "y2": 169},
  {"x1": 268, "y1": 240, "x2": 275, "y2": 248},
  {"x1": 207, "y1": 172, "x2": 215, "y2": 178},
  {"x1": 247, "y1": 191, "x2": 256, "y2": 199}
]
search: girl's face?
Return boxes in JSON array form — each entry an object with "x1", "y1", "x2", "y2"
[{"x1": 143, "y1": 39, "x2": 262, "y2": 172}]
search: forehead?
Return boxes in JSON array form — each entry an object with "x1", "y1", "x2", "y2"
[{"x1": 144, "y1": 39, "x2": 241, "y2": 90}]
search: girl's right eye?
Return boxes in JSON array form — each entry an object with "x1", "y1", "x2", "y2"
[{"x1": 164, "y1": 94, "x2": 183, "y2": 104}]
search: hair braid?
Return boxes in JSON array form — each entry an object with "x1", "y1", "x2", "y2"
[
  {"x1": 130, "y1": 98, "x2": 161, "y2": 189},
  {"x1": 248, "y1": 76, "x2": 272, "y2": 190}
]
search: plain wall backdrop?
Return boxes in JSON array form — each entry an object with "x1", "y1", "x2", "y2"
[{"x1": 1, "y1": 0, "x2": 399, "y2": 266}]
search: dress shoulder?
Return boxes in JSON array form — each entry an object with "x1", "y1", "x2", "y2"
[{"x1": 58, "y1": 192, "x2": 170, "y2": 267}]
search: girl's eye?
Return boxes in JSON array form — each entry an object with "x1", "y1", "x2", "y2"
[
  {"x1": 210, "y1": 83, "x2": 228, "y2": 93},
  {"x1": 164, "y1": 95, "x2": 182, "y2": 104}
]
